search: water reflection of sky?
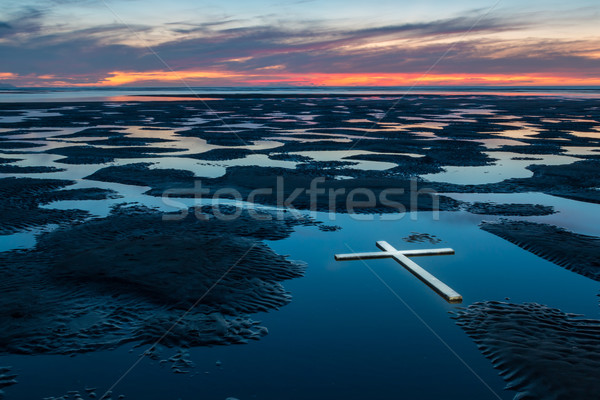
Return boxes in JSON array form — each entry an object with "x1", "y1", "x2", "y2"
[
  {"x1": 422, "y1": 152, "x2": 581, "y2": 185},
  {"x1": 445, "y1": 192, "x2": 600, "y2": 237},
  {"x1": 1, "y1": 94, "x2": 600, "y2": 400}
]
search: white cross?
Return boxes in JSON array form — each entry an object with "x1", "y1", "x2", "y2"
[{"x1": 335, "y1": 241, "x2": 462, "y2": 303}]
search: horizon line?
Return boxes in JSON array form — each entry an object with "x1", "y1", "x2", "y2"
[{"x1": 4, "y1": 85, "x2": 600, "y2": 90}]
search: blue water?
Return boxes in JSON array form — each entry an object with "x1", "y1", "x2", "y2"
[
  {"x1": 1, "y1": 93, "x2": 599, "y2": 399},
  {"x1": 3, "y1": 209, "x2": 598, "y2": 399}
]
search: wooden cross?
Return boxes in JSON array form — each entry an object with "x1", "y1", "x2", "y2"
[{"x1": 334, "y1": 241, "x2": 462, "y2": 303}]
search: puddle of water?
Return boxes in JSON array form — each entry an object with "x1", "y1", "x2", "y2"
[
  {"x1": 7, "y1": 127, "x2": 90, "y2": 140},
  {"x1": 451, "y1": 108, "x2": 498, "y2": 116},
  {"x1": 561, "y1": 146, "x2": 600, "y2": 156},
  {"x1": 271, "y1": 128, "x2": 378, "y2": 141},
  {"x1": 567, "y1": 129, "x2": 600, "y2": 139},
  {"x1": 385, "y1": 121, "x2": 447, "y2": 130},
  {"x1": 222, "y1": 122, "x2": 266, "y2": 129},
  {"x1": 177, "y1": 116, "x2": 210, "y2": 125},
  {"x1": 0, "y1": 229, "x2": 42, "y2": 252},
  {"x1": 346, "y1": 118, "x2": 374, "y2": 123},
  {"x1": 422, "y1": 152, "x2": 580, "y2": 185},
  {"x1": 445, "y1": 191, "x2": 600, "y2": 237},
  {"x1": 290, "y1": 150, "x2": 402, "y2": 171},
  {"x1": 0, "y1": 153, "x2": 110, "y2": 180},
  {"x1": 296, "y1": 114, "x2": 318, "y2": 123},
  {"x1": 0, "y1": 110, "x2": 62, "y2": 123},
  {"x1": 266, "y1": 136, "x2": 352, "y2": 143},
  {"x1": 493, "y1": 121, "x2": 541, "y2": 139},
  {"x1": 469, "y1": 138, "x2": 528, "y2": 149},
  {"x1": 127, "y1": 154, "x2": 298, "y2": 179}
]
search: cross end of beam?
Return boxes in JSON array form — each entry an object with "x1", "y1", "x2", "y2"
[
  {"x1": 334, "y1": 252, "x2": 392, "y2": 261},
  {"x1": 447, "y1": 294, "x2": 463, "y2": 303}
]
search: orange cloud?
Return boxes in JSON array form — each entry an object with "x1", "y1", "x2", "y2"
[
  {"x1": 97, "y1": 70, "x2": 248, "y2": 86},
  {"x1": 92, "y1": 70, "x2": 600, "y2": 87},
  {"x1": 297, "y1": 73, "x2": 600, "y2": 86},
  {"x1": 4, "y1": 70, "x2": 600, "y2": 87}
]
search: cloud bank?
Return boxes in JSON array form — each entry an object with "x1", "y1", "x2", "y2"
[{"x1": 0, "y1": 3, "x2": 599, "y2": 86}]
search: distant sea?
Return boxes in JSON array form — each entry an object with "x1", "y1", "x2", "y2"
[{"x1": 2, "y1": 86, "x2": 600, "y2": 102}]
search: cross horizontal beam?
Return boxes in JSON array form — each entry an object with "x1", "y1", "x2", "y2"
[
  {"x1": 334, "y1": 248, "x2": 455, "y2": 261},
  {"x1": 334, "y1": 241, "x2": 462, "y2": 303}
]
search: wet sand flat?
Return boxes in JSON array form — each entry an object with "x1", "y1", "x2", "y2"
[{"x1": 1, "y1": 93, "x2": 599, "y2": 399}]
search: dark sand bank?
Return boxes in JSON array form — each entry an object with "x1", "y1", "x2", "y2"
[
  {"x1": 454, "y1": 301, "x2": 600, "y2": 399},
  {"x1": 0, "y1": 157, "x2": 22, "y2": 164},
  {"x1": 402, "y1": 232, "x2": 442, "y2": 244},
  {"x1": 86, "y1": 163, "x2": 558, "y2": 216},
  {"x1": 86, "y1": 163, "x2": 461, "y2": 213},
  {"x1": 51, "y1": 127, "x2": 128, "y2": 138},
  {"x1": 0, "y1": 178, "x2": 96, "y2": 235},
  {"x1": 89, "y1": 136, "x2": 175, "y2": 147},
  {"x1": 0, "y1": 366, "x2": 17, "y2": 398},
  {"x1": 481, "y1": 220, "x2": 600, "y2": 281},
  {"x1": 0, "y1": 165, "x2": 64, "y2": 173},
  {"x1": 0, "y1": 206, "x2": 304, "y2": 355},
  {"x1": 0, "y1": 141, "x2": 45, "y2": 150},
  {"x1": 48, "y1": 145, "x2": 184, "y2": 164},
  {"x1": 190, "y1": 147, "x2": 254, "y2": 161},
  {"x1": 466, "y1": 202, "x2": 555, "y2": 216},
  {"x1": 0, "y1": 177, "x2": 119, "y2": 235}
]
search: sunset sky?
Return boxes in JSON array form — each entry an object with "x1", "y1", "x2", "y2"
[{"x1": 1, "y1": 0, "x2": 599, "y2": 87}]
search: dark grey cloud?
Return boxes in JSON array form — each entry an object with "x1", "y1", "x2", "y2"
[
  {"x1": 146, "y1": 15, "x2": 522, "y2": 71},
  {"x1": 165, "y1": 18, "x2": 242, "y2": 34},
  {"x1": 220, "y1": 39, "x2": 600, "y2": 76},
  {"x1": 347, "y1": 15, "x2": 522, "y2": 38},
  {"x1": 0, "y1": 6, "x2": 49, "y2": 39}
]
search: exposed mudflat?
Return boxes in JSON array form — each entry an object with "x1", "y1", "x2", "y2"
[
  {"x1": 49, "y1": 145, "x2": 184, "y2": 164},
  {"x1": 0, "y1": 178, "x2": 92, "y2": 235},
  {"x1": 466, "y1": 202, "x2": 555, "y2": 216},
  {"x1": 0, "y1": 206, "x2": 304, "y2": 355},
  {"x1": 87, "y1": 163, "x2": 462, "y2": 213},
  {"x1": 402, "y1": 232, "x2": 442, "y2": 244},
  {"x1": 0, "y1": 366, "x2": 17, "y2": 396},
  {"x1": 453, "y1": 301, "x2": 600, "y2": 400},
  {"x1": 480, "y1": 220, "x2": 600, "y2": 281},
  {"x1": 0, "y1": 164, "x2": 64, "y2": 173},
  {"x1": 0, "y1": 95, "x2": 599, "y2": 399}
]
